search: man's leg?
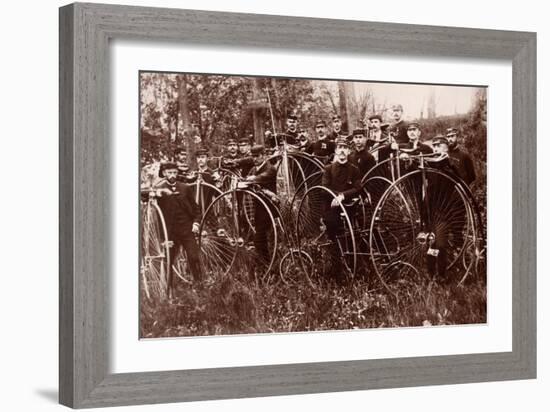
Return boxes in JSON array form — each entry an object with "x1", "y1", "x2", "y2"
[
  {"x1": 180, "y1": 231, "x2": 203, "y2": 284},
  {"x1": 253, "y1": 203, "x2": 270, "y2": 267}
]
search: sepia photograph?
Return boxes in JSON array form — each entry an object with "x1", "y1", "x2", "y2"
[{"x1": 139, "y1": 72, "x2": 487, "y2": 338}]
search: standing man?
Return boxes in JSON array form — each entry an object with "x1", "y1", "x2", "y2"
[
  {"x1": 297, "y1": 127, "x2": 312, "y2": 153},
  {"x1": 349, "y1": 128, "x2": 376, "y2": 178},
  {"x1": 389, "y1": 104, "x2": 409, "y2": 145},
  {"x1": 321, "y1": 137, "x2": 362, "y2": 280},
  {"x1": 245, "y1": 145, "x2": 278, "y2": 271},
  {"x1": 367, "y1": 113, "x2": 393, "y2": 162},
  {"x1": 238, "y1": 136, "x2": 252, "y2": 158},
  {"x1": 446, "y1": 127, "x2": 476, "y2": 186},
  {"x1": 174, "y1": 146, "x2": 194, "y2": 184},
  {"x1": 154, "y1": 162, "x2": 202, "y2": 294},
  {"x1": 267, "y1": 113, "x2": 299, "y2": 147},
  {"x1": 329, "y1": 114, "x2": 347, "y2": 142},
  {"x1": 225, "y1": 138, "x2": 239, "y2": 161},
  {"x1": 310, "y1": 120, "x2": 336, "y2": 164},
  {"x1": 400, "y1": 122, "x2": 433, "y2": 156},
  {"x1": 284, "y1": 113, "x2": 299, "y2": 145}
]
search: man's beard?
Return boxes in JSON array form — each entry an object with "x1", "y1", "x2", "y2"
[{"x1": 167, "y1": 176, "x2": 177, "y2": 184}]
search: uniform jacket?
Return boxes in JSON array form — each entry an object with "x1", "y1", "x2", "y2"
[
  {"x1": 448, "y1": 146, "x2": 476, "y2": 185},
  {"x1": 154, "y1": 180, "x2": 200, "y2": 238},
  {"x1": 309, "y1": 138, "x2": 336, "y2": 161},
  {"x1": 390, "y1": 120, "x2": 409, "y2": 145},
  {"x1": 321, "y1": 161, "x2": 362, "y2": 200},
  {"x1": 349, "y1": 148, "x2": 376, "y2": 177},
  {"x1": 248, "y1": 161, "x2": 277, "y2": 193}
]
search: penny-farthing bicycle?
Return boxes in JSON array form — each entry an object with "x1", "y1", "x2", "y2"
[
  {"x1": 140, "y1": 193, "x2": 170, "y2": 301},
  {"x1": 368, "y1": 153, "x2": 484, "y2": 298}
]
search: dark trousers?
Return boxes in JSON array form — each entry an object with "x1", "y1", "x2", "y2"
[
  {"x1": 253, "y1": 202, "x2": 271, "y2": 267},
  {"x1": 169, "y1": 230, "x2": 202, "y2": 288}
]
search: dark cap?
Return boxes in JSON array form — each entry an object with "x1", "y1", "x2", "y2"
[
  {"x1": 433, "y1": 135, "x2": 449, "y2": 146},
  {"x1": 238, "y1": 137, "x2": 251, "y2": 144},
  {"x1": 332, "y1": 114, "x2": 341, "y2": 121},
  {"x1": 368, "y1": 114, "x2": 382, "y2": 122},
  {"x1": 315, "y1": 119, "x2": 327, "y2": 127},
  {"x1": 446, "y1": 127, "x2": 459, "y2": 136},
  {"x1": 250, "y1": 145, "x2": 265, "y2": 155},
  {"x1": 352, "y1": 128, "x2": 366, "y2": 137},
  {"x1": 335, "y1": 137, "x2": 350, "y2": 147},
  {"x1": 196, "y1": 147, "x2": 209, "y2": 156},
  {"x1": 407, "y1": 122, "x2": 421, "y2": 130},
  {"x1": 226, "y1": 138, "x2": 238, "y2": 145},
  {"x1": 391, "y1": 104, "x2": 404, "y2": 111},
  {"x1": 174, "y1": 146, "x2": 187, "y2": 154},
  {"x1": 286, "y1": 113, "x2": 298, "y2": 120},
  {"x1": 159, "y1": 161, "x2": 178, "y2": 177}
]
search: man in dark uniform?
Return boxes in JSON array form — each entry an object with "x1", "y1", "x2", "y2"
[
  {"x1": 153, "y1": 162, "x2": 202, "y2": 294},
  {"x1": 329, "y1": 114, "x2": 347, "y2": 142},
  {"x1": 399, "y1": 122, "x2": 433, "y2": 156},
  {"x1": 245, "y1": 145, "x2": 278, "y2": 269},
  {"x1": 297, "y1": 127, "x2": 312, "y2": 153},
  {"x1": 266, "y1": 113, "x2": 299, "y2": 148},
  {"x1": 424, "y1": 135, "x2": 460, "y2": 282},
  {"x1": 222, "y1": 138, "x2": 241, "y2": 174},
  {"x1": 238, "y1": 136, "x2": 252, "y2": 157},
  {"x1": 349, "y1": 128, "x2": 376, "y2": 178},
  {"x1": 366, "y1": 114, "x2": 394, "y2": 163},
  {"x1": 389, "y1": 104, "x2": 409, "y2": 145},
  {"x1": 310, "y1": 120, "x2": 335, "y2": 164},
  {"x1": 173, "y1": 146, "x2": 194, "y2": 184},
  {"x1": 321, "y1": 137, "x2": 362, "y2": 279},
  {"x1": 446, "y1": 127, "x2": 476, "y2": 186},
  {"x1": 191, "y1": 147, "x2": 220, "y2": 212}
]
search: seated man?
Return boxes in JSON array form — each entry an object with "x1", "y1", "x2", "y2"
[
  {"x1": 321, "y1": 137, "x2": 362, "y2": 279},
  {"x1": 153, "y1": 162, "x2": 202, "y2": 293}
]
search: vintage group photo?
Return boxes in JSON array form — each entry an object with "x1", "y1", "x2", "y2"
[{"x1": 139, "y1": 72, "x2": 487, "y2": 338}]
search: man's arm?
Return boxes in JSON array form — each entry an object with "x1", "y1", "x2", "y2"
[{"x1": 252, "y1": 163, "x2": 277, "y2": 186}]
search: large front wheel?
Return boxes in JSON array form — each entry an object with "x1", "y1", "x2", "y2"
[
  {"x1": 295, "y1": 185, "x2": 357, "y2": 284},
  {"x1": 369, "y1": 169, "x2": 474, "y2": 297},
  {"x1": 140, "y1": 200, "x2": 170, "y2": 301}
]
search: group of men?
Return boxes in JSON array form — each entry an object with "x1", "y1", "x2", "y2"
[{"x1": 147, "y1": 102, "x2": 478, "y2": 289}]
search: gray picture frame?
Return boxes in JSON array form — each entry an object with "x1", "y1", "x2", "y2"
[{"x1": 59, "y1": 2, "x2": 536, "y2": 408}]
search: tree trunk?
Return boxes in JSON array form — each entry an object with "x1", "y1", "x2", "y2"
[
  {"x1": 252, "y1": 78, "x2": 265, "y2": 145},
  {"x1": 177, "y1": 74, "x2": 196, "y2": 167},
  {"x1": 338, "y1": 81, "x2": 351, "y2": 132}
]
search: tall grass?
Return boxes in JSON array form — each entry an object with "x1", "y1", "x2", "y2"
[{"x1": 140, "y1": 267, "x2": 486, "y2": 338}]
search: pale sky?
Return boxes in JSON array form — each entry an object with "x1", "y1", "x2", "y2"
[{"x1": 353, "y1": 82, "x2": 482, "y2": 120}]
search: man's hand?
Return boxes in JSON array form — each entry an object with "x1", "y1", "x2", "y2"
[
  {"x1": 155, "y1": 188, "x2": 175, "y2": 197},
  {"x1": 399, "y1": 153, "x2": 410, "y2": 161},
  {"x1": 192, "y1": 222, "x2": 200, "y2": 234},
  {"x1": 331, "y1": 193, "x2": 345, "y2": 208}
]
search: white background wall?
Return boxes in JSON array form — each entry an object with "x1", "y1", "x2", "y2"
[{"x1": 0, "y1": 0, "x2": 546, "y2": 411}]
